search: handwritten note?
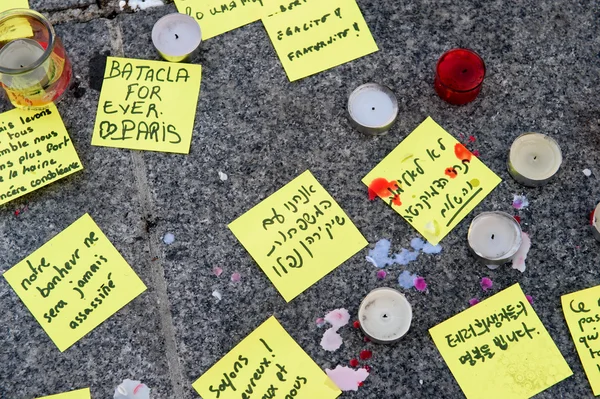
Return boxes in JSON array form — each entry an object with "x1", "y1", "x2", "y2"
[
  {"x1": 229, "y1": 170, "x2": 367, "y2": 302},
  {"x1": 262, "y1": 0, "x2": 378, "y2": 81},
  {"x1": 3, "y1": 214, "x2": 147, "y2": 352},
  {"x1": 562, "y1": 285, "x2": 600, "y2": 395},
  {"x1": 37, "y1": 388, "x2": 91, "y2": 399},
  {"x1": 429, "y1": 284, "x2": 572, "y2": 399},
  {"x1": 0, "y1": 104, "x2": 83, "y2": 206},
  {"x1": 362, "y1": 117, "x2": 501, "y2": 245},
  {"x1": 193, "y1": 316, "x2": 341, "y2": 399},
  {"x1": 91, "y1": 57, "x2": 201, "y2": 154},
  {"x1": 175, "y1": 0, "x2": 267, "y2": 40}
]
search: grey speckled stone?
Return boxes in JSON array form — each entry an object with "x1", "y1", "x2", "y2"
[
  {"x1": 2, "y1": 0, "x2": 600, "y2": 398},
  {"x1": 30, "y1": 0, "x2": 97, "y2": 13}
]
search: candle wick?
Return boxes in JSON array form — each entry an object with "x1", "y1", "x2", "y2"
[
  {"x1": 462, "y1": 69, "x2": 468, "y2": 73},
  {"x1": 371, "y1": 107, "x2": 375, "y2": 111},
  {"x1": 491, "y1": 234, "x2": 495, "y2": 239},
  {"x1": 175, "y1": 34, "x2": 179, "y2": 39},
  {"x1": 533, "y1": 156, "x2": 537, "y2": 160}
]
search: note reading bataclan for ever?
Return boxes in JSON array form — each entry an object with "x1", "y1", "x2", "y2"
[
  {"x1": 228, "y1": 170, "x2": 367, "y2": 302},
  {"x1": 91, "y1": 57, "x2": 202, "y2": 154},
  {"x1": 362, "y1": 117, "x2": 501, "y2": 244},
  {"x1": 3, "y1": 214, "x2": 147, "y2": 352},
  {"x1": 429, "y1": 283, "x2": 572, "y2": 399}
]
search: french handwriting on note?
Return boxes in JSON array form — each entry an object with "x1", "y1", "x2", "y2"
[
  {"x1": 562, "y1": 285, "x2": 600, "y2": 395},
  {"x1": 228, "y1": 170, "x2": 367, "y2": 302},
  {"x1": 192, "y1": 316, "x2": 341, "y2": 399},
  {"x1": 0, "y1": 103, "x2": 83, "y2": 206},
  {"x1": 91, "y1": 57, "x2": 201, "y2": 154},
  {"x1": 262, "y1": 0, "x2": 378, "y2": 81},
  {"x1": 429, "y1": 284, "x2": 572, "y2": 399},
  {"x1": 3, "y1": 214, "x2": 147, "y2": 352},
  {"x1": 362, "y1": 117, "x2": 501, "y2": 245}
]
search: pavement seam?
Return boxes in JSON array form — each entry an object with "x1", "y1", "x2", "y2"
[{"x1": 105, "y1": 18, "x2": 188, "y2": 398}]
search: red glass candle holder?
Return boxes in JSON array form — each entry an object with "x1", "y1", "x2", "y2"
[{"x1": 434, "y1": 48, "x2": 485, "y2": 105}]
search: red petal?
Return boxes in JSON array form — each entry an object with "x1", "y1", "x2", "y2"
[
  {"x1": 359, "y1": 350, "x2": 373, "y2": 360},
  {"x1": 353, "y1": 320, "x2": 361, "y2": 329},
  {"x1": 454, "y1": 143, "x2": 472, "y2": 162},
  {"x1": 392, "y1": 194, "x2": 402, "y2": 206}
]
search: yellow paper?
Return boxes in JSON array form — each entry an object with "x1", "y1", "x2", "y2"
[
  {"x1": 193, "y1": 316, "x2": 341, "y2": 399},
  {"x1": 0, "y1": 104, "x2": 83, "y2": 206},
  {"x1": 175, "y1": 0, "x2": 268, "y2": 40},
  {"x1": 0, "y1": 1, "x2": 32, "y2": 41},
  {"x1": 561, "y1": 285, "x2": 600, "y2": 395},
  {"x1": 3, "y1": 214, "x2": 147, "y2": 352},
  {"x1": 91, "y1": 57, "x2": 202, "y2": 154},
  {"x1": 228, "y1": 170, "x2": 367, "y2": 302},
  {"x1": 1, "y1": 0, "x2": 29, "y2": 11},
  {"x1": 36, "y1": 388, "x2": 91, "y2": 399},
  {"x1": 262, "y1": 0, "x2": 378, "y2": 81},
  {"x1": 429, "y1": 284, "x2": 572, "y2": 399},
  {"x1": 362, "y1": 117, "x2": 501, "y2": 245}
]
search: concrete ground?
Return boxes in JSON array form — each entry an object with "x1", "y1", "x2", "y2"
[{"x1": 1, "y1": 0, "x2": 600, "y2": 398}]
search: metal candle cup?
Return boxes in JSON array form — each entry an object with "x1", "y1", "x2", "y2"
[
  {"x1": 592, "y1": 203, "x2": 600, "y2": 242},
  {"x1": 434, "y1": 48, "x2": 485, "y2": 105},
  {"x1": 152, "y1": 13, "x2": 202, "y2": 63},
  {"x1": 0, "y1": 9, "x2": 72, "y2": 108},
  {"x1": 358, "y1": 287, "x2": 412, "y2": 344},
  {"x1": 508, "y1": 133, "x2": 562, "y2": 187},
  {"x1": 468, "y1": 212, "x2": 523, "y2": 266},
  {"x1": 348, "y1": 83, "x2": 398, "y2": 136}
]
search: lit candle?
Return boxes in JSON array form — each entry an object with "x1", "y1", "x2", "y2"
[
  {"x1": 358, "y1": 287, "x2": 412, "y2": 344},
  {"x1": 468, "y1": 212, "x2": 523, "y2": 267},
  {"x1": 508, "y1": 133, "x2": 562, "y2": 187},
  {"x1": 152, "y1": 13, "x2": 202, "y2": 63},
  {"x1": 434, "y1": 48, "x2": 485, "y2": 105},
  {"x1": 592, "y1": 203, "x2": 600, "y2": 242},
  {"x1": 348, "y1": 83, "x2": 398, "y2": 136}
]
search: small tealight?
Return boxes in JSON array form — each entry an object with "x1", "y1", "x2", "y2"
[
  {"x1": 152, "y1": 13, "x2": 201, "y2": 63},
  {"x1": 468, "y1": 212, "x2": 523, "y2": 266},
  {"x1": 358, "y1": 287, "x2": 412, "y2": 344},
  {"x1": 348, "y1": 83, "x2": 398, "y2": 136},
  {"x1": 508, "y1": 133, "x2": 562, "y2": 187},
  {"x1": 592, "y1": 203, "x2": 600, "y2": 242}
]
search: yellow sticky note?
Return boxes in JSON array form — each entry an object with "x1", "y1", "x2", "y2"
[
  {"x1": 262, "y1": 0, "x2": 378, "y2": 81},
  {"x1": 3, "y1": 214, "x2": 147, "y2": 352},
  {"x1": 362, "y1": 117, "x2": 501, "y2": 245},
  {"x1": 175, "y1": 0, "x2": 268, "y2": 40},
  {"x1": 228, "y1": 170, "x2": 367, "y2": 302},
  {"x1": 193, "y1": 316, "x2": 341, "y2": 399},
  {"x1": 1, "y1": 0, "x2": 29, "y2": 11},
  {"x1": 429, "y1": 284, "x2": 572, "y2": 399},
  {"x1": 37, "y1": 388, "x2": 91, "y2": 399},
  {"x1": 0, "y1": 1, "x2": 32, "y2": 41},
  {"x1": 561, "y1": 285, "x2": 600, "y2": 395},
  {"x1": 0, "y1": 104, "x2": 83, "y2": 206},
  {"x1": 91, "y1": 57, "x2": 202, "y2": 154},
  {"x1": 264, "y1": 0, "x2": 314, "y2": 16}
]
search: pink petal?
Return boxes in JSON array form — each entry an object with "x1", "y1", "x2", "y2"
[
  {"x1": 231, "y1": 272, "x2": 241, "y2": 282},
  {"x1": 325, "y1": 365, "x2": 369, "y2": 391},
  {"x1": 376, "y1": 270, "x2": 387, "y2": 280},
  {"x1": 480, "y1": 277, "x2": 493, "y2": 291},
  {"x1": 469, "y1": 298, "x2": 480, "y2": 306},
  {"x1": 213, "y1": 267, "x2": 223, "y2": 277},
  {"x1": 324, "y1": 308, "x2": 350, "y2": 330},
  {"x1": 316, "y1": 317, "x2": 326, "y2": 327},
  {"x1": 526, "y1": 295, "x2": 534, "y2": 304},
  {"x1": 414, "y1": 277, "x2": 427, "y2": 291},
  {"x1": 320, "y1": 328, "x2": 343, "y2": 351}
]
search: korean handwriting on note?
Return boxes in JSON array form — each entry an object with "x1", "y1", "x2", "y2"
[
  {"x1": 175, "y1": 0, "x2": 267, "y2": 40},
  {"x1": 0, "y1": 104, "x2": 83, "y2": 206},
  {"x1": 262, "y1": 0, "x2": 378, "y2": 81},
  {"x1": 362, "y1": 117, "x2": 501, "y2": 244},
  {"x1": 562, "y1": 285, "x2": 600, "y2": 395},
  {"x1": 36, "y1": 388, "x2": 91, "y2": 399},
  {"x1": 228, "y1": 170, "x2": 367, "y2": 302},
  {"x1": 429, "y1": 284, "x2": 572, "y2": 399},
  {"x1": 91, "y1": 57, "x2": 201, "y2": 154},
  {"x1": 193, "y1": 316, "x2": 341, "y2": 399},
  {"x1": 3, "y1": 214, "x2": 147, "y2": 352}
]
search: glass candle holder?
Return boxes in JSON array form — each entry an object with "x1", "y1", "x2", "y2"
[
  {"x1": 0, "y1": 9, "x2": 72, "y2": 108},
  {"x1": 434, "y1": 48, "x2": 485, "y2": 105}
]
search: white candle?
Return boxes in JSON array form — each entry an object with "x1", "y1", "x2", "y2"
[
  {"x1": 508, "y1": 133, "x2": 562, "y2": 187},
  {"x1": 592, "y1": 203, "x2": 600, "y2": 242},
  {"x1": 0, "y1": 38, "x2": 49, "y2": 89},
  {"x1": 348, "y1": 83, "x2": 398, "y2": 136},
  {"x1": 152, "y1": 13, "x2": 201, "y2": 63},
  {"x1": 468, "y1": 212, "x2": 523, "y2": 266},
  {"x1": 358, "y1": 287, "x2": 412, "y2": 344}
]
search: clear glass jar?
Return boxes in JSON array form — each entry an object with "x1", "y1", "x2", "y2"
[{"x1": 0, "y1": 9, "x2": 72, "y2": 108}]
